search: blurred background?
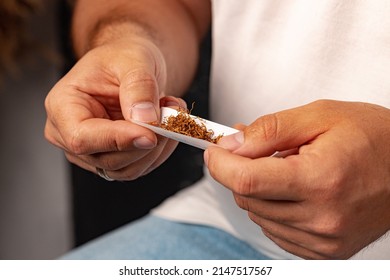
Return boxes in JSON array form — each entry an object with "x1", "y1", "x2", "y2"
[
  {"x1": 0, "y1": 0, "x2": 210, "y2": 259},
  {"x1": 0, "y1": 0, "x2": 72, "y2": 259}
]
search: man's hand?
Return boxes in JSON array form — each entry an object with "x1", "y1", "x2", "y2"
[
  {"x1": 205, "y1": 100, "x2": 390, "y2": 259},
  {"x1": 45, "y1": 38, "x2": 185, "y2": 180},
  {"x1": 45, "y1": 0, "x2": 211, "y2": 181}
]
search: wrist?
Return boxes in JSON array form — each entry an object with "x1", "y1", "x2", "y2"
[{"x1": 74, "y1": 16, "x2": 157, "y2": 58}]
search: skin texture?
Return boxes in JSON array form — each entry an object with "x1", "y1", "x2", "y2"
[
  {"x1": 205, "y1": 100, "x2": 390, "y2": 259},
  {"x1": 44, "y1": 0, "x2": 211, "y2": 180},
  {"x1": 45, "y1": 0, "x2": 390, "y2": 259}
]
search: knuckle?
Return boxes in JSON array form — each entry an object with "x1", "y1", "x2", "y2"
[
  {"x1": 310, "y1": 99, "x2": 335, "y2": 113},
  {"x1": 307, "y1": 214, "x2": 350, "y2": 259},
  {"x1": 43, "y1": 125, "x2": 57, "y2": 146},
  {"x1": 315, "y1": 170, "x2": 349, "y2": 211},
  {"x1": 44, "y1": 94, "x2": 51, "y2": 112},
  {"x1": 101, "y1": 158, "x2": 122, "y2": 171},
  {"x1": 234, "y1": 166, "x2": 254, "y2": 196},
  {"x1": 64, "y1": 152, "x2": 77, "y2": 165},
  {"x1": 233, "y1": 193, "x2": 249, "y2": 211},
  {"x1": 317, "y1": 239, "x2": 347, "y2": 259},
  {"x1": 312, "y1": 99, "x2": 329, "y2": 108},
  {"x1": 67, "y1": 131, "x2": 88, "y2": 155},
  {"x1": 314, "y1": 216, "x2": 343, "y2": 237},
  {"x1": 251, "y1": 113, "x2": 280, "y2": 142},
  {"x1": 328, "y1": 168, "x2": 349, "y2": 195},
  {"x1": 122, "y1": 69, "x2": 158, "y2": 93}
]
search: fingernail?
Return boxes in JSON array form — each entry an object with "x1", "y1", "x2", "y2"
[
  {"x1": 133, "y1": 136, "x2": 156, "y2": 149},
  {"x1": 130, "y1": 102, "x2": 158, "y2": 123},
  {"x1": 218, "y1": 131, "x2": 244, "y2": 151}
]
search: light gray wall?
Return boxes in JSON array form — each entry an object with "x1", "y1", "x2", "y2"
[{"x1": 0, "y1": 0, "x2": 72, "y2": 259}]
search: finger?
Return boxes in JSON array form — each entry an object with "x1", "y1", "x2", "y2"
[
  {"x1": 88, "y1": 130, "x2": 178, "y2": 174},
  {"x1": 66, "y1": 149, "x2": 153, "y2": 181},
  {"x1": 160, "y1": 96, "x2": 187, "y2": 109},
  {"x1": 44, "y1": 118, "x2": 67, "y2": 151},
  {"x1": 83, "y1": 149, "x2": 153, "y2": 171},
  {"x1": 232, "y1": 194, "x2": 304, "y2": 225},
  {"x1": 250, "y1": 213, "x2": 342, "y2": 259},
  {"x1": 45, "y1": 82, "x2": 159, "y2": 155},
  {"x1": 107, "y1": 138, "x2": 175, "y2": 181},
  {"x1": 64, "y1": 118, "x2": 158, "y2": 155},
  {"x1": 65, "y1": 137, "x2": 172, "y2": 181},
  {"x1": 119, "y1": 59, "x2": 165, "y2": 123},
  {"x1": 217, "y1": 123, "x2": 246, "y2": 150},
  {"x1": 261, "y1": 227, "x2": 325, "y2": 260},
  {"x1": 65, "y1": 152, "x2": 96, "y2": 175},
  {"x1": 220, "y1": 101, "x2": 334, "y2": 158},
  {"x1": 205, "y1": 146, "x2": 305, "y2": 200},
  {"x1": 69, "y1": 133, "x2": 172, "y2": 169}
]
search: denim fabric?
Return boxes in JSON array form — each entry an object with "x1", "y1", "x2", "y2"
[{"x1": 61, "y1": 215, "x2": 271, "y2": 260}]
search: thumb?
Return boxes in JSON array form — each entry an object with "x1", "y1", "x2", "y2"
[
  {"x1": 116, "y1": 41, "x2": 167, "y2": 123},
  {"x1": 120, "y1": 68, "x2": 164, "y2": 123},
  {"x1": 218, "y1": 102, "x2": 331, "y2": 158}
]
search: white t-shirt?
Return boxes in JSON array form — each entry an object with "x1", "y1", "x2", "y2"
[{"x1": 153, "y1": 0, "x2": 390, "y2": 259}]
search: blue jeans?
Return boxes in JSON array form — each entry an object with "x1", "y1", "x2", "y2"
[{"x1": 61, "y1": 215, "x2": 271, "y2": 260}]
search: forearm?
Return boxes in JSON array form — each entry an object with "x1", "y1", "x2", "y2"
[{"x1": 72, "y1": 0, "x2": 211, "y2": 96}]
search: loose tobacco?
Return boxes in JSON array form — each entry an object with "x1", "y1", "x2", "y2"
[{"x1": 160, "y1": 106, "x2": 223, "y2": 144}]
